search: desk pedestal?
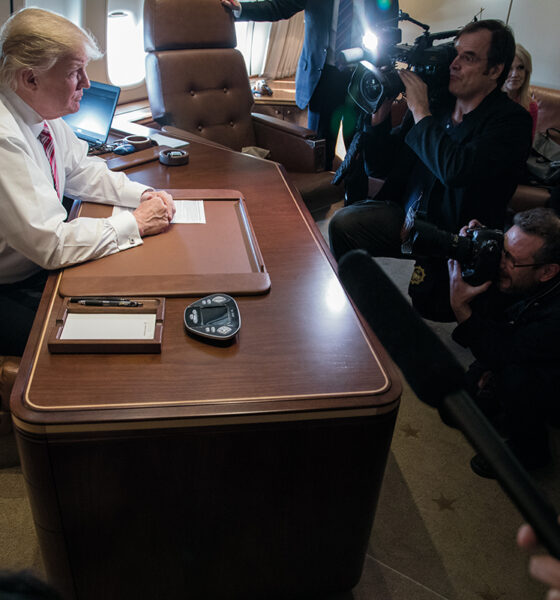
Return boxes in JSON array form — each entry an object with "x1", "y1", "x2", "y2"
[{"x1": 16, "y1": 409, "x2": 397, "y2": 599}]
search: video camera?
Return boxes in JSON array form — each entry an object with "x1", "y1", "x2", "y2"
[
  {"x1": 338, "y1": 11, "x2": 460, "y2": 114},
  {"x1": 403, "y1": 219, "x2": 504, "y2": 286}
]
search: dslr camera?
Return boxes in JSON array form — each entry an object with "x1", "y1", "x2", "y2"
[
  {"x1": 403, "y1": 219, "x2": 504, "y2": 286},
  {"x1": 338, "y1": 11, "x2": 459, "y2": 114}
]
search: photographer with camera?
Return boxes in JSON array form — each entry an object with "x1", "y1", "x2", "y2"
[
  {"x1": 329, "y1": 19, "x2": 533, "y2": 321},
  {"x1": 448, "y1": 207, "x2": 560, "y2": 478}
]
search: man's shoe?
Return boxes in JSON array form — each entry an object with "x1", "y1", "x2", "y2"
[
  {"x1": 470, "y1": 453, "x2": 497, "y2": 479},
  {"x1": 470, "y1": 442, "x2": 551, "y2": 479}
]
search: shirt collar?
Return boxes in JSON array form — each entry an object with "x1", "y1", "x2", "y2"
[{"x1": 0, "y1": 85, "x2": 46, "y2": 137}]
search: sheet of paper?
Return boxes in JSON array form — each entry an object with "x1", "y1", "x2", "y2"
[
  {"x1": 150, "y1": 133, "x2": 190, "y2": 148},
  {"x1": 171, "y1": 200, "x2": 205, "y2": 224},
  {"x1": 60, "y1": 313, "x2": 156, "y2": 340},
  {"x1": 112, "y1": 200, "x2": 205, "y2": 224}
]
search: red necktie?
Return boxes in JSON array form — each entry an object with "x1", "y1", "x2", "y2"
[{"x1": 38, "y1": 123, "x2": 60, "y2": 196}]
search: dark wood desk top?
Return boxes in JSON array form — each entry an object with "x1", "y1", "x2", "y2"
[{"x1": 11, "y1": 128, "x2": 401, "y2": 432}]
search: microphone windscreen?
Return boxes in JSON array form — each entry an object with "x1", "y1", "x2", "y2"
[{"x1": 338, "y1": 250, "x2": 465, "y2": 409}]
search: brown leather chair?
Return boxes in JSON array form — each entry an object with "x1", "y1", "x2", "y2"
[
  {"x1": 143, "y1": 0, "x2": 344, "y2": 215},
  {"x1": 509, "y1": 85, "x2": 560, "y2": 214},
  {"x1": 0, "y1": 355, "x2": 19, "y2": 435}
]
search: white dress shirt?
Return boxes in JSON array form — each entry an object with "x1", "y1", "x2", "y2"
[{"x1": 0, "y1": 87, "x2": 149, "y2": 284}]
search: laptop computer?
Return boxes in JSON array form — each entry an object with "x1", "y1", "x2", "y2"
[{"x1": 62, "y1": 80, "x2": 121, "y2": 149}]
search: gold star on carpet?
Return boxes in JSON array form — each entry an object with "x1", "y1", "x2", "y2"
[
  {"x1": 401, "y1": 423, "x2": 420, "y2": 438},
  {"x1": 476, "y1": 586, "x2": 504, "y2": 600},
  {"x1": 431, "y1": 492, "x2": 458, "y2": 512}
]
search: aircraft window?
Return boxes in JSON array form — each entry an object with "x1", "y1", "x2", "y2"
[
  {"x1": 107, "y1": 8, "x2": 146, "y2": 87},
  {"x1": 234, "y1": 21, "x2": 271, "y2": 77}
]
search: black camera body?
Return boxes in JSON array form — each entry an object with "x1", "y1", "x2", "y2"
[
  {"x1": 404, "y1": 219, "x2": 504, "y2": 286},
  {"x1": 341, "y1": 13, "x2": 459, "y2": 114}
]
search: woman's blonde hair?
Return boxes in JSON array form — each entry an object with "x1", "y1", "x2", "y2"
[
  {"x1": 0, "y1": 8, "x2": 102, "y2": 90},
  {"x1": 504, "y1": 43, "x2": 533, "y2": 109}
]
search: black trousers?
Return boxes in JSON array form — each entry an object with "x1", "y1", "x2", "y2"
[
  {"x1": 0, "y1": 270, "x2": 48, "y2": 356},
  {"x1": 307, "y1": 65, "x2": 369, "y2": 202},
  {"x1": 329, "y1": 199, "x2": 456, "y2": 321}
]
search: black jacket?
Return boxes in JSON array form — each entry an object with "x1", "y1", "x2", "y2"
[
  {"x1": 452, "y1": 276, "x2": 560, "y2": 418},
  {"x1": 363, "y1": 88, "x2": 533, "y2": 231},
  {"x1": 452, "y1": 276, "x2": 560, "y2": 374}
]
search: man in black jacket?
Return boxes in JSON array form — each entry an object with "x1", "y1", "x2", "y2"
[
  {"x1": 329, "y1": 20, "x2": 533, "y2": 320},
  {"x1": 448, "y1": 208, "x2": 560, "y2": 478}
]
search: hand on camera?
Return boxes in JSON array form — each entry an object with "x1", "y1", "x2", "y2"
[
  {"x1": 399, "y1": 70, "x2": 431, "y2": 124},
  {"x1": 448, "y1": 259, "x2": 492, "y2": 323},
  {"x1": 459, "y1": 219, "x2": 485, "y2": 237},
  {"x1": 370, "y1": 99, "x2": 394, "y2": 126}
]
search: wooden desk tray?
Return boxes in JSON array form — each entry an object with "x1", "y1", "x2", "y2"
[
  {"x1": 59, "y1": 190, "x2": 271, "y2": 297},
  {"x1": 48, "y1": 298, "x2": 165, "y2": 354}
]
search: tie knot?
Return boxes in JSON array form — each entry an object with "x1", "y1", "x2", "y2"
[{"x1": 39, "y1": 123, "x2": 52, "y2": 140}]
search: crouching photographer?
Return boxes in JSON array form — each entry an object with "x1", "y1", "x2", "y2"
[{"x1": 448, "y1": 208, "x2": 560, "y2": 478}]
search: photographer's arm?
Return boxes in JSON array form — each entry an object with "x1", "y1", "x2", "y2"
[
  {"x1": 221, "y1": 0, "x2": 305, "y2": 21},
  {"x1": 363, "y1": 101, "x2": 413, "y2": 178},
  {"x1": 405, "y1": 104, "x2": 531, "y2": 188}
]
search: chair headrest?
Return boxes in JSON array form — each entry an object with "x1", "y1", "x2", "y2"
[{"x1": 144, "y1": 0, "x2": 237, "y2": 52}]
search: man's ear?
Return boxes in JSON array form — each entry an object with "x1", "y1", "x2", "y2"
[
  {"x1": 16, "y1": 68, "x2": 38, "y2": 92},
  {"x1": 539, "y1": 263, "x2": 560, "y2": 283}
]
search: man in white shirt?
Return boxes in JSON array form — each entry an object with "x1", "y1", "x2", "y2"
[{"x1": 0, "y1": 8, "x2": 175, "y2": 355}]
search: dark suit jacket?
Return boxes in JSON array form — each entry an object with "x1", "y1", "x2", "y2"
[{"x1": 238, "y1": 0, "x2": 396, "y2": 110}]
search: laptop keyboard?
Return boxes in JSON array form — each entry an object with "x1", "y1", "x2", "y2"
[{"x1": 87, "y1": 141, "x2": 117, "y2": 156}]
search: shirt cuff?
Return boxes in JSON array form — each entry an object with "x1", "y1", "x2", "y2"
[{"x1": 109, "y1": 209, "x2": 143, "y2": 251}]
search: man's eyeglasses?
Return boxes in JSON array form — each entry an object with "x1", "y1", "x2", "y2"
[{"x1": 502, "y1": 249, "x2": 547, "y2": 269}]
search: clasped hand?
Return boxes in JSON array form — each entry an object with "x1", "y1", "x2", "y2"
[
  {"x1": 220, "y1": 0, "x2": 240, "y2": 9},
  {"x1": 133, "y1": 190, "x2": 176, "y2": 237}
]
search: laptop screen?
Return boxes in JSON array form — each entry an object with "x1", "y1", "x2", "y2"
[{"x1": 62, "y1": 81, "x2": 121, "y2": 146}]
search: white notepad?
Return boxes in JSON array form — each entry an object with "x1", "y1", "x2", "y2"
[{"x1": 60, "y1": 313, "x2": 156, "y2": 340}]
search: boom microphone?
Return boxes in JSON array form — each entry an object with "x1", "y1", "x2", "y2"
[{"x1": 338, "y1": 249, "x2": 560, "y2": 559}]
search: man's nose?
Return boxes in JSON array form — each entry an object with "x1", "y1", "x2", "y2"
[{"x1": 79, "y1": 69, "x2": 90, "y2": 89}]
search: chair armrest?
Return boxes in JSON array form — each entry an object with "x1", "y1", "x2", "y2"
[
  {"x1": 508, "y1": 184, "x2": 551, "y2": 213},
  {"x1": 251, "y1": 113, "x2": 326, "y2": 173},
  {"x1": 0, "y1": 355, "x2": 20, "y2": 435}
]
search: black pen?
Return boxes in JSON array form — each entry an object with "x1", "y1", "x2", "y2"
[
  {"x1": 76, "y1": 300, "x2": 143, "y2": 307},
  {"x1": 69, "y1": 297, "x2": 134, "y2": 303}
]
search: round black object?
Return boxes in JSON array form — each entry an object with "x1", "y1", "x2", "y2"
[{"x1": 159, "y1": 148, "x2": 189, "y2": 166}]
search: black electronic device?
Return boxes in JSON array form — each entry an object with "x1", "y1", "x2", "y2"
[{"x1": 184, "y1": 294, "x2": 240, "y2": 342}]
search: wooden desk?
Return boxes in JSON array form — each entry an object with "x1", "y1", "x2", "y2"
[{"x1": 11, "y1": 128, "x2": 401, "y2": 600}]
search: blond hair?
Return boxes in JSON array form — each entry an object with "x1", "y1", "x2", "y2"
[
  {"x1": 504, "y1": 43, "x2": 533, "y2": 110},
  {"x1": 0, "y1": 8, "x2": 102, "y2": 90}
]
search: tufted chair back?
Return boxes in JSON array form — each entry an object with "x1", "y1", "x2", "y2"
[{"x1": 144, "y1": 0, "x2": 256, "y2": 151}]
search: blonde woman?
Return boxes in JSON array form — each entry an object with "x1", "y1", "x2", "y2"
[{"x1": 503, "y1": 44, "x2": 538, "y2": 138}]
